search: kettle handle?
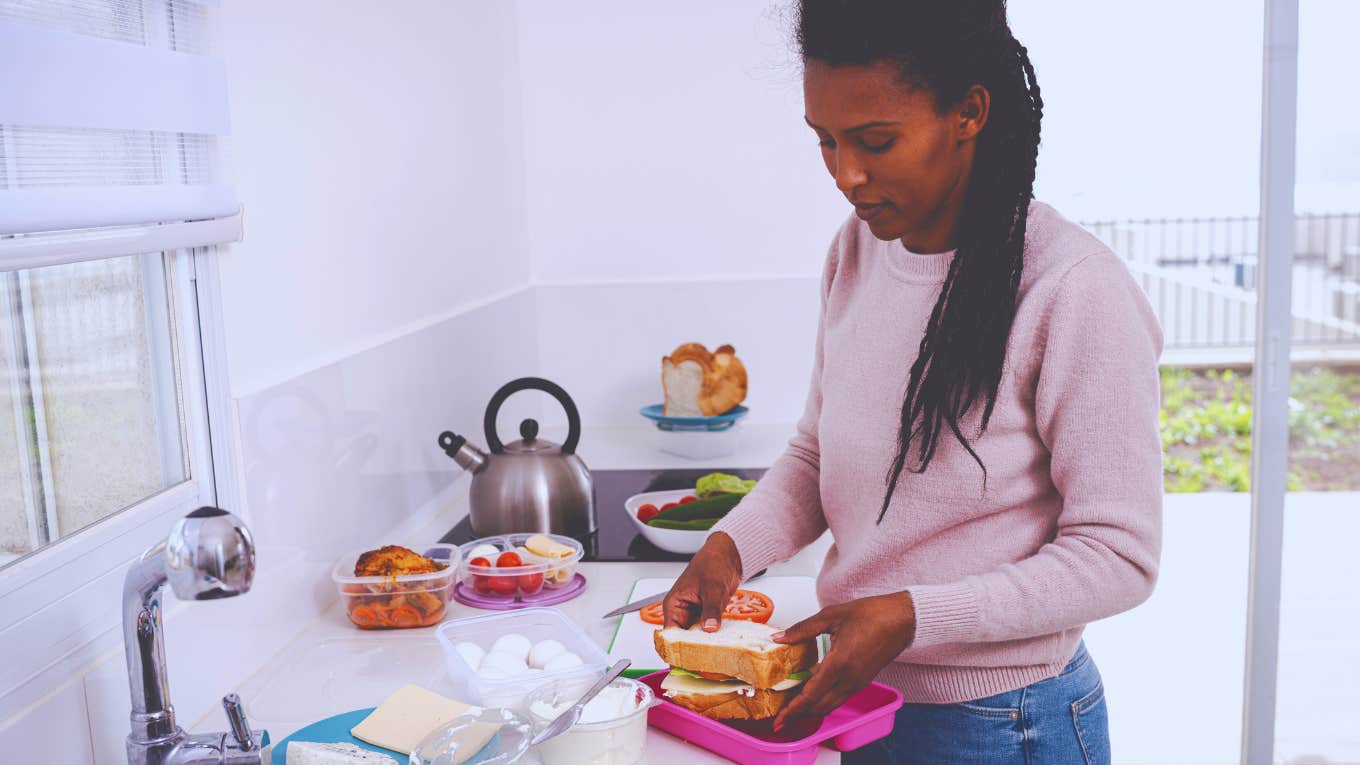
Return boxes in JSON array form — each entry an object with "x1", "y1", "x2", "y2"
[{"x1": 484, "y1": 377, "x2": 582, "y2": 455}]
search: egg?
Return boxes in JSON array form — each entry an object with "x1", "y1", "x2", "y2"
[
  {"x1": 490, "y1": 633, "x2": 532, "y2": 662},
  {"x1": 453, "y1": 641, "x2": 485, "y2": 671},
  {"x1": 528, "y1": 639, "x2": 567, "y2": 669},
  {"x1": 479, "y1": 651, "x2": 528, "y2": 677},
  {"x1": 467, "y1": 543, "x2": 500, "y2": 560},
  {"x1": 543, "y1": 651, "x2": 583, "y2": 672}
]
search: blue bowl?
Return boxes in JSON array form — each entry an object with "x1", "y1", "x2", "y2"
[{"x1": 639, "y1": 404, "x2": 749, "y2": 432}]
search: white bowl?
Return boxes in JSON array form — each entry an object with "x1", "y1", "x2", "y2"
[{"x1": 624, "y1": 489, "x2": 714, "y2": 554}]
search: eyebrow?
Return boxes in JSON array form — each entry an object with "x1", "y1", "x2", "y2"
[{"x1": 804, "y1": 117, "x2": 902, "y2": 133}]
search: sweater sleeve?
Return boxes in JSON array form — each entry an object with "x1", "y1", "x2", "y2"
[
  {"x1": 710, "y1": 238, "x2": 841, "y2": 580},
  {"x1": 905, "y1": 252, "x2": 1165, "y2": 649}
]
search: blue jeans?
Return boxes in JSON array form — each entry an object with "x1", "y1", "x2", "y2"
[{"x1": 843, "y1": 641, "x2": 1109, "y2": 765}]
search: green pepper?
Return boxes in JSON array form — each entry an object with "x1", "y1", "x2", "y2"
[{"x1": 649, "y1": 492, "x2": 743, "y2": 523}]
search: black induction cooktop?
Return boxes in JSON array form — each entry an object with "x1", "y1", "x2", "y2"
[{"x1": 438, "y1": 467, "x2": 767, "y2": 562}]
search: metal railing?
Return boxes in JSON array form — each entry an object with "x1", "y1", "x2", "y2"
[{"x1": 1083, "y1": 213, "x2": 1360, "y2": 349}]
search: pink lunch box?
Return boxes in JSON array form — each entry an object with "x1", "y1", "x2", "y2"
[{"x1": 640, "y1": 670, "x2": 905, "y2": 765}]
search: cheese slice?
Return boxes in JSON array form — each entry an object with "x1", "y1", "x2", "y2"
[
  {"x1": 285, "y1": 741, "x2": 397, "y2": 764},
  {"x1": 350, "y1": 685, "x2": 496, "y2": 762},
  {"x1": 660, "y1": 671, "x2": 808, "y2": 696}
]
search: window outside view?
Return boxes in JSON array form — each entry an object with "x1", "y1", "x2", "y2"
[
  {"x1": 1015, "y1": 1, "x2": 1358, "y2": 761},
  {"x1": 0, "y1": 252, "x2": 188, "y2": 567}
]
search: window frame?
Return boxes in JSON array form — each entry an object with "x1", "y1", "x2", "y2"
[{"x1": 0, "y1": 244, "x2": 229, "y2": 699}]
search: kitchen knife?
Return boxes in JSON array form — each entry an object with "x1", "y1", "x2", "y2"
[{"x1": 599, "y1": 570, "x2": 766, "y2": 619}]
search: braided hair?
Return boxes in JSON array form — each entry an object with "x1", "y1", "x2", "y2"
[{"x1": 796, "y1": 0, "x2": 1044, "y2": 522}]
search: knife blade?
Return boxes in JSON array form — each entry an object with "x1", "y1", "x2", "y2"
[
  {"x1": 600, "y1": 570, "x2": 767, "y2": 620},
  {"x1": 600, "y1": 590, "x2": 668, "y2": 620}
]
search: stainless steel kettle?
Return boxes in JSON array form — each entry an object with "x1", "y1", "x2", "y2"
[{"x1": 438, "y1": 377, "x2": 595, "y2": 539}]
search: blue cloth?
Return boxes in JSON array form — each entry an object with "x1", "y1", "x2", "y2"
[{"x1": 843, "y1": 641, "x2": 1109, "y2": 765}]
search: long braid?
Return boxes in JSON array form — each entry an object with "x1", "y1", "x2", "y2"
[{"x1": 796, "y1": 0, "x2": 1044, "y2": 523}]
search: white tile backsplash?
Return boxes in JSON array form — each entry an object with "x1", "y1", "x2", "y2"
[
  {"x1": 0, "y1": 679, "x2": 94, "y2": 763},
  {"x1": 534, "y1": 277, "x2": 822, "y2": 428}
]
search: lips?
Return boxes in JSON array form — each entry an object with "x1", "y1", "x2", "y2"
[{"x1": 853, "y1": 201, "x2": 890, "y2": 222}]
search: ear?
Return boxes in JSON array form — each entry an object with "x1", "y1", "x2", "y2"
[{"x1": 957, "y1": 84, "x2": 990, "y2": 142}]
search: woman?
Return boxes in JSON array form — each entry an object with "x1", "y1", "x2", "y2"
[{"x1": 661, "y1": 1, "x2": 1163, "y2": 763}]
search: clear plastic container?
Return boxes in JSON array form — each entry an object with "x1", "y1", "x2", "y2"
[
  {"x1": 436, "y1": 607, "x2": 608, "y2": 711},
  {"x1": 455, "y1": 533, "x2": 584, "y2": 601},
  {"x1": 331, "y1": 543, "x2": 458, "y2": 630},
  {"x1": 525, "y1": 677, "x2": 654, "y2": 765}
]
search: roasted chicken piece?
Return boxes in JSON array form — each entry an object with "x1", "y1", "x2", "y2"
[{"x1": 354, "y1": 545, "x2": 445, "y2": 577}]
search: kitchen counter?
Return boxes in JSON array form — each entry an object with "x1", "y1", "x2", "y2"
[{"x1": 224, "y1": 421, "x2": 844, "y2": 764}]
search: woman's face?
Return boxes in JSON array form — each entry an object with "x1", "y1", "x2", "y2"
[{"x1": 803, "y1": 60, "x2": 986, "y2": 250}]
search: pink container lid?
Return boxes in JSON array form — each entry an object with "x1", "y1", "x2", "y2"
[{"x1": 640, "y1": 671, "x2": 904, "y2": 765}]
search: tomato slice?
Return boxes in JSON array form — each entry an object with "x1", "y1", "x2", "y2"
[
  {"x1": 639, "y1": 602, "x2": 665, "y2": 625},
  {"x1": 695, "y1": 670, "x2": 735, "y2": 681},
  {"x1": 723, "y1": 590, "x2": 774, "y2": 623}
]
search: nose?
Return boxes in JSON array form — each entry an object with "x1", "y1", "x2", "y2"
[{"x1": 830, "y1": 149, "x2": 868, "y2": 195}]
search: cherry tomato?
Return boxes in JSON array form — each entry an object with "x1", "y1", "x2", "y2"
[
  {"x1": 660, "y1": 502, "x2": 679, "y2": 512},
  {"x1": 496, "y1": 551, "x2": 523, "y2": 568},
  {"x1": 639, "y1": 602, "x2": 665, "y2": 625},
  {"x1": 468, "y1": 556, "x2": 492, "y2": 569},
  {"x1": 679, "y1": 495, "x2": 698, "y2": 504},
  {"x1": 489, "y1": 576, "x2": 519, "y2": 596},
  {"x1": 636, "y1": 504, "x2": 660, "y2": 522},
  {"x1": 472, "y1": 576, "x2": 493, "y2": 595},
  {"x1": 518, "y1": 572, "x2": 544, "y2": 594},
  {"x1": 723, "y1": 590, "x2": 775, "y2": 623}
]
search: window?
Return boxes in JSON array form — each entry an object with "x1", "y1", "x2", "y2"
[
  {"x1": 1, "y1": 252, "x2": 191, "y2": 568},
  {"x1": 0, "y1": 0, "x2": 239, "y2": 697}
]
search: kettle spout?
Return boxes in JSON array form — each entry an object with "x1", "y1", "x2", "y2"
[{"x1": 438, "y1": 431, "x2": 489, "y2": 473}]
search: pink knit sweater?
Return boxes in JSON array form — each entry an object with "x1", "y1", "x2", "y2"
[{"x1": 712, "y1": 201, "x2": 1164, "y2": 704}]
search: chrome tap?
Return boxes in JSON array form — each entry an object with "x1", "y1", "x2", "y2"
[{"x1": 124, "y1": 507, "x2": 266, "y2": 765}]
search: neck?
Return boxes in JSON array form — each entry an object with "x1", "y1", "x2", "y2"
[{"x1": 900, "y1": 159, "x2": 971, "y2": 254}]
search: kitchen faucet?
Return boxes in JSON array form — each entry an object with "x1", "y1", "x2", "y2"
[{"x1": 123, "y1": 507, "x2": 266, "y2": 765}]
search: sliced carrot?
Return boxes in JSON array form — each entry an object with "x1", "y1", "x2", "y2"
[
  {"x1": 349, "y1": 603, "x2": 381, "y2": 629},
  {"x1": 419, "y1": 605, "x2": 446, "y2": 626},
  {"x1": 387, "y1": 604, "x2": 423, "y2": 628}
]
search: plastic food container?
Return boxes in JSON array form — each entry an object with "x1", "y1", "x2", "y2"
[
  {"x1": 436, "y1": 607, "x2": 608, "y2": 711},
  {"x1": 331, "y1": 543, "x2": 457, "y2": 630},
  {"x1": 525, "y1": 677, "x2": 654, "y2": 765},
  {"x1": 455, "y1": 533, "x2": 583, "y2": 601},
  {"x1": 640, "y1": 671, "x2": 904, "y2": 765}
]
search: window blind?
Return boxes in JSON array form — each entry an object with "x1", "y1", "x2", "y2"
[{"x1": 0, "y1": 0, "x2": 238, "y2": 247}]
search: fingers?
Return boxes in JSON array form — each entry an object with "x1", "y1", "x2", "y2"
[
  {"x1": 698, "y1": 579, "x2": 733, "y2": 631},
  {"x1": 772, "y1": 664, "x2": 853, "y2": 732},
  {"x1": 662, "y1": 587, "x2": 698, "y2": 629},
  {"x1": 772, "y1": 607, "x2": 838, "y2": 644}
]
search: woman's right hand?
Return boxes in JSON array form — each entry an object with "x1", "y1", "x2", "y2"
[{"x1": 662, "y1": 531, "x2": 743, "y2": 632}]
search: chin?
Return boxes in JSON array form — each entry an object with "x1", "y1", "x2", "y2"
[{"x1": 863, "y1": 215, "x2": 908, "y2": 242}]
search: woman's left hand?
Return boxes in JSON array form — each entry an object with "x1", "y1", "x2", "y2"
[{"x1": 770, "y1": 591, "x2": 916, "y2": 732}]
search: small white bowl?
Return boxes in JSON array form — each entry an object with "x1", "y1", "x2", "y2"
[{"x1": 624, "y1": 489, "x2": 714, "y2": 554}]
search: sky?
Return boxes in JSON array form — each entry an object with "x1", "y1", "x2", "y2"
[{"x1": 1007, "y1": 0, "x2": 1357, "y2": 222}]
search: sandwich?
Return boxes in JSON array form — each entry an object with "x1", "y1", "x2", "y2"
[
  {"x1": 662, "y1": 342, "x2": 748, "y2": 418},
  {"x1": 653, "y1": 620, "x2": 816, "y2": 720}
]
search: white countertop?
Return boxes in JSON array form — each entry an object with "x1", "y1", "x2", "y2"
[{"x1": 228, "y1": 421, "x2": 843, "y2": 764}]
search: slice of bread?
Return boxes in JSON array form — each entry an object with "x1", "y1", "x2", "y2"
[
  {"x1": 661, "y1": 343, "x2": 748, "y2": 418},
  {"x1": 652, "y1": 621, "x2": 815, "y2": 690}
]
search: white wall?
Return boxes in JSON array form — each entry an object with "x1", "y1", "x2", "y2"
[
  {"x1": 0, "y1": 3, "x2": 537, "y2": 761},
  {"x1": 220, "y1": 0, "x2": 532, "y2": 397},
  {"x1": 515, "y1": 0, "x2": 845, "y2": 285}
]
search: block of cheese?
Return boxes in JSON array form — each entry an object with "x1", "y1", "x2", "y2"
[
  {"x1": 285, "y1": 741, "x2": 396, "y2": 764},
  {"x1": 350, "y1": 685, "x2": 496, "y2": 762}
]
